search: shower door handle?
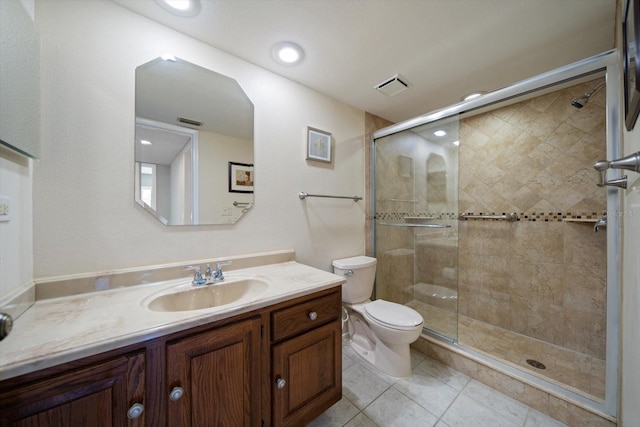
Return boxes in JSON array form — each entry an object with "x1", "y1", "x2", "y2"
[{"x1": 594, "y1": 151, "x2": 640, "y2": 188}]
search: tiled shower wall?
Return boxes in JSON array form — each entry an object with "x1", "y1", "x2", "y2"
[
  {"x1": 458, "y1": 78, "x2": 607, "y2": 359},
  {"x1": 374, "y1": 78, "x2": 607, "y2": 360}
]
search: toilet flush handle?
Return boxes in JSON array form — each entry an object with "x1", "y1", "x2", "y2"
[{"x1": 344, "y1": 270, "x2": 354, "y2": 276}]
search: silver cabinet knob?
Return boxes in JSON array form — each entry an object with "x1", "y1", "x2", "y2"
[
  {"x1": 308, "y1": 311, "x2": 318, "y2": 321},
  {"x1": 0, "y1": 313, "x2": 13, "y2": 341},
  {"x1": 276, "y1": 377, "x2": 286, "y2": 389},
  {"x1": 127, "y1": 403, "x2": 144, "y2": 419},
  {"x1": 169, "y1": 386, "x2": 184, "y2": 401}
]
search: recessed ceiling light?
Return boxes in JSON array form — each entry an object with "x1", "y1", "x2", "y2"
[
  {"x1": 141, "y1": 140, "x2": 153, "y2": 145},
  {"x1": 271, "y1": 41, "x2": 305, "y2": 65},
  {"x1": 156, "y1": 0, "x2": 201, "y2": 17},
  {"x1": 462, "y1": 91, "x2": 486, "y2": 101},
  {"x1": 434, "y1": 130, "x2": 447, "y2": 137}
]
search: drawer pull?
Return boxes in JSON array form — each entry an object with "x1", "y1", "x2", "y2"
[
  {"x1": 127, "y1": 403, "x2": 144, "y2": 419},
  {"x1": 308, "y1": 311, "x2": 318, "y2": 321},
  {"x1": 169, "y1": 386, "x2": 184, "y2": 401},
  {"x1": 276, "y1": 377, "x2": 286, "y2": 389}
]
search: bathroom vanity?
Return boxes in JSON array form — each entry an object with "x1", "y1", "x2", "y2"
[{"x1": 0, "y1": 253, "x2": 343, "y2": 426}]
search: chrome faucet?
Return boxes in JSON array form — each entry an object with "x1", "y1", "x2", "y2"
[
  {"x1": 205, "y1": 261, "x2": 232, "y2": 284},
  {"x1": 594, "y1": 218, "x2": 607, "y2": 233}
]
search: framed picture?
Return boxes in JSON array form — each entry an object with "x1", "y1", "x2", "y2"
[
  {"x1": 624, "y1": 0, "x2": 640, "y2": 131},
  {"x1": 306, "y1": 126, "x2": 332, "y2": 163},
  {"x1": 228, "y1": 162, "x2": 254, "y2": 193}
]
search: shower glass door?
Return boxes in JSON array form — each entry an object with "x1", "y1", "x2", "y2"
[
  {"x1": 374, "y1": 115, "x2": 460, "y2": 341},
  {"x1": 373, "y1": 71, "x2": 611, "y2": 403}
]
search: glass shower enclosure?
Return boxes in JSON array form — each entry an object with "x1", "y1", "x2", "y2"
[
  {"x1": 374, "y1": 116, "x2": 460, "y2": 341},
  {"x1": 372, "y1": 50, "x2": 620, "y2": 417}
]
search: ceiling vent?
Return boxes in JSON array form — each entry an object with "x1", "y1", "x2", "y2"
[
  {"x1": 177, "y1": 117, "x2": 203, "y2": 127},
  {"x1": 374, "y1": 75, "x2": 409, "y2": 97}
]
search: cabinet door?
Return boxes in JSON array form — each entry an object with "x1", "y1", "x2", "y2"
[
  {"x1": 0, "y1": 352, "x2": 145, "y2": 427},
  {"x1": 166, "y1": 317, "x2": 261, "y2": 427},
  {"x1": 272, "y1": 320, "x2": 341, "y2": 427}
]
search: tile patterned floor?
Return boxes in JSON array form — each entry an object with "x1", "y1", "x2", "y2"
[
  {"x1": 307, "y1": 339, "x2": 568, "y2": 427},
  {"x1": 407, "y1": 299, "x2": 606, "y2": 400}
]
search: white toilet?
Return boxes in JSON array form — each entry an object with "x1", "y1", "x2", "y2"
[{"x1": 333, "y1": 256, "x2": 424, "y2": 378}]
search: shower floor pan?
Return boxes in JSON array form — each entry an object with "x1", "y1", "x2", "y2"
[{"x1": 408, "y1": 299, "x2": 605, "y2": 401}]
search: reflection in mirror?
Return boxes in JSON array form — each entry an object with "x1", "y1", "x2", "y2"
[
  {"x1": 135, "y1": 57, "x2": 254, "y2": 225},
  {"x1": 0, "y1": 0, "x2": 40, "y2": 159}
]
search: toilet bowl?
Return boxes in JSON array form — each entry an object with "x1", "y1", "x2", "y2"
[{"x1": 333, "y1": 256, "x2": 424, "y2": 378}]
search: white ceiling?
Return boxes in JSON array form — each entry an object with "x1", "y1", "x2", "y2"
[{"x1": 112, "y1": 0, "x2": 617, "y2": 125}]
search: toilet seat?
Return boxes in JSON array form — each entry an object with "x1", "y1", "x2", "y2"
[{"x1": 364, "y1": 300, "x2": 423, "y2": 331}]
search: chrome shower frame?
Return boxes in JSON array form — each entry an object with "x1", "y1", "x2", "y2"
[{"x1": 372, "y1": 49, "x2": 620, "y2": 418}]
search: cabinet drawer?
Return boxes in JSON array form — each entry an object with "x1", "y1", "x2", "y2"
[{"x1": 271, "y1": 291, "x2": 341, "y2": 342}]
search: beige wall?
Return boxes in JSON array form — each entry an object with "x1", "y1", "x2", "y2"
[{"x1": 29, "y1": 0, "x2": 365, "y2": 281}]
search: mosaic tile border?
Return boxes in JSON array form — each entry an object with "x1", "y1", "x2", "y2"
[{"x1": 376, "y1": 211, "x2": 607, "y2": 222}]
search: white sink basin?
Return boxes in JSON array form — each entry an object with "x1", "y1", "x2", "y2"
[{"x1": 145, "y1": 277, "x2": 269, "y2": 312}]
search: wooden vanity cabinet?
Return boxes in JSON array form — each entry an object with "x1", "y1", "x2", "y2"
[
  {"x1": 270, "y1": 290, "x2": 342, "y2": 427},
  {"x1": 165, "y1": 317, "x2": 262, "y2": 427},
  {"x1": 0, "y1": 286, "x2": 342, "y2": 427},
  {"x1": 0, "y1": 351, "x2": 146, "y2": 427}
]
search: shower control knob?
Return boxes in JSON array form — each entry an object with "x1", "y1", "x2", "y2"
[
  {"x1": 276, "y1": 377, "x2": 286, "y2": 389},
  {"x1": 308, "y1": 311, "x2": 318, "y2": 321},
  {"x1": 0, "y1": 313, "x2": 13, "y2": 341}
]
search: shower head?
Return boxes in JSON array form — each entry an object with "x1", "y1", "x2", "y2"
[
  {"x1": 571, "y1": 81, "x2": 605, "y2": 109},
  {"x1": 570, "y1": 95, "x2": 588, "y2": 109}
]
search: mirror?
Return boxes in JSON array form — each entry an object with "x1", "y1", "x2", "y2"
[
  {"x1": 134, "y1": 57, "x2": 254, "y2": 225},
  {"x1": 0, "y1": 0, "x2": 40, "y2": 159}
]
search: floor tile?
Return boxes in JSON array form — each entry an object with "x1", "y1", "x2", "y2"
[
  {"x1": 441, "y1": 394, "x2": 520, "y2": 427},
  {"x1": 343, "y1": 412, "x2": 378, "y2": 427},
  {"x1": 342, "y1": 362, "x2": 392, "y2": 409},
  {"x1": 415, "y1": 357, "x2": 471, "y2": 391},
  {"x1": 462, "y1": 379, "x2": 530, "y2": 425},
  {"x1": 524, "y1": 409, "x2": 569, "y2": 427},
  {"x1": 306, "y1": 397, "x2": 360, "y2": 427},
  {"x1": 393, "y1": 369, "x2": 459, "y2": 417},
  {"x1": 364, "y1": 387, "x2": 439, "y2": 427},
  {"x1": 318, "y1": 340, "x2": 573, "y2": 427}
]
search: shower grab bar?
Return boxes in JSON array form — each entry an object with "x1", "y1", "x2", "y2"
[
  {"x1": 377, "y1": 222, "x2": 451, "y2": 228},
  {"x1": 298, "y1": 192, "x2": 362, "y2": 202},
  {"x1": 458, "y1": 212, "x2": 519, "y2": 222}
]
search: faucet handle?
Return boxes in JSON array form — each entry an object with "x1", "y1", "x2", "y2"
[
  {"x1": 190, "y1": 266, "x2": 206, "y2": 286},
  {"x1": 213, "y1": 261, "x2": 231, "y2": 282}
]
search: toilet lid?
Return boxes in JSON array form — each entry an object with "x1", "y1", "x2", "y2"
[{"x1": 364, "y1": 300, "x2": 424, "y2": 329}]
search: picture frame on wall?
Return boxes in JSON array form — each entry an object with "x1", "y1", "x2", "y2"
[
  {"x1": 228, "y1": 162, "x2": 254, "y2": 193},
  {"x1": 306, "y1": 126, "x2": 332, "y2": 163},
  {"x1": 623, "y1": 0, "x2": 640, "y2": 131}
]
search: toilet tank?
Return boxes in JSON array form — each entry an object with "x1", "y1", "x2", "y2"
[{"x1": 332, "y1": 256, "x2": 377, "y2": 304}]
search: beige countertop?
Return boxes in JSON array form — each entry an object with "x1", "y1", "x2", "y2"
[{"x1": 0, "y1": 260, "x2": 345, "y2": 381}]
